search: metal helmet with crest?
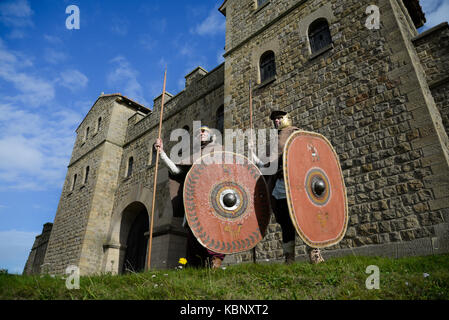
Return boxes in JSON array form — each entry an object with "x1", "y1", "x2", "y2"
[{"x1": 270, "y1": 110, "x2": 292, "y2": 130}]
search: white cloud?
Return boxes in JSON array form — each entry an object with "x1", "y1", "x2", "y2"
[
  {"x1": 44, "y1": 48, "x2": 68, "y2": 64},
  {"x1": 171, "y1": 38, "x2": 208, "y2": 85},
  {"x1": 58, "y1": 69, "x2": 89, "y2": 91},
  {"x1": 0, "y1": 103, "x2": 82, "y2": 191},
  {"x1": 177, "y1": 77, "x2": 185, "y2": 91},
  {"x1": 43, "y1": 34, "x2": 62, "y2": 45},
  {"x1": 0, "y1": 136, "x2": 44, "y2": 174},
  {"x1": 148, "y1": 80, "x2": 164, "y2": 102},
  {"x1": 0, "y1": 0, "x2": 33, "y2": 39},
  {"x1": 107, "y1": 56, "x2": 149, "y2": 106},
  {"x1": 191, "y1": 6, "x2": 225, "y2": 36},
  {"x1": 0, "y1": 229, "x2": 38, "y2": 274},
  {"x1": 139, "y1": 34, "x2": 157, "y2": 51},
  {"x1": 179, "y1": 42, "x2": 195, "y2": 57},
  {"x1": 422, "y1": 0, "x2": 443, "y2": 13},
  {"x1": 8, "y1": 29, "x2": 26, "y2": 39},
  {"x1": 0, "y1": 0, "x2": 33, "y2": 28},
  {"x1": 0, "y1": 39, "x2": 55, "y2": 107},
  {"x1": 158, "y1": 57, "x2": 167, "y2": 69},
  {"x1": 421, "y1": 0, "x2": 449, "y2": 29},
  {"x1": 111, "y1": 20, "x2": 129, "y2": 36},
  {"x1": 217, "y1": 49, "x2": 225, "y2": 64}
]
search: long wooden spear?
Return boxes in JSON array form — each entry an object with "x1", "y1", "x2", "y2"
[
  {"x1": 248, "y1": 80, "x2": 257, "y2": 264},
  {"x1": 147, "y1": 67, "x2": 167, "y2": 270}
]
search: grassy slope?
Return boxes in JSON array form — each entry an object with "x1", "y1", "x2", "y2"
[{"x1": 1, "y1": 254, "x2": 448, "y2": 300}]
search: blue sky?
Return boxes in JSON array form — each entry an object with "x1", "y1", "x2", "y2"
[
  {"x1": 0, "y1": 0, "x2": 226, "y2": 274},
  {"x1": 0, "y1": 0, "x2": 447, "y2": 274}
]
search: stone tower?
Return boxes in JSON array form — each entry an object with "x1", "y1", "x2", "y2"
[
  {"x1": 219, "y1": 0, "x2": 449, "y2": 262},
  {"x1": 25, "y1": 63, "x2": 225, "y2": 275},
  {"x1": 39, "y1": 94, "x2": 151, "y2": 275}
]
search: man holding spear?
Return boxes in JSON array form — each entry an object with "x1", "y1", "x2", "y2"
[{"x1": 153, "y1": 125, "x2": 226, "y2": 269}]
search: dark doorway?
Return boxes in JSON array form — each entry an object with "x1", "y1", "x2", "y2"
[{"x1": 123, "y1": 209, "x2": 149, "y2": 273}]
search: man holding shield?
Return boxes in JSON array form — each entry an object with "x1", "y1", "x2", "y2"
[
  {"x1": 250, "y1": 110, "x2": 325, "y2": 264},
  {"x1": 154, "y1": 125, "x2": 226, "y2": 269}
]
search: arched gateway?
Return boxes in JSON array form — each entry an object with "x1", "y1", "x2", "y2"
[
  {"x1": 102, "y1": 201, "x2": 150, "y2": 274},
  {"x1": 121, "y1": 202, "x2": 149, "y2": 273}
]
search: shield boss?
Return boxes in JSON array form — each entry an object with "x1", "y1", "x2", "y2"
[{"x1": 184, "y1": 151, "x2": 271, "y2": 254}]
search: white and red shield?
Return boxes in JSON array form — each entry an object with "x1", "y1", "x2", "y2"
[
  {"x1": 183, "y1": 151, "x2": 271, "y2": 254},
  {"x1": 283, "y1": 131, "x2": 348, "y2": 248}
]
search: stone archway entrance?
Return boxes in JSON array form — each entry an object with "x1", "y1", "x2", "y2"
[{"x1": 120, "y1": 202, "x2": 149, "y2": 273}]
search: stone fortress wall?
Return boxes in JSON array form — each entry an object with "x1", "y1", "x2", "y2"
[{"x1": 24, "y1": 0, "x2": 449, "y2": 275}]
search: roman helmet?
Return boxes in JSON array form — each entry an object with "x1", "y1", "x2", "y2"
[
  {"x1": 198, "y1": 125, "x2": 214, "y2": 142},
  {"x1": 199, "y1": 125, "x2": 211, "y2": 133},
  {"x1": 270, "y1": 110, "x2": 292, "y2": 130}
]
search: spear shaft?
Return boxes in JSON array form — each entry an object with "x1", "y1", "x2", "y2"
[
  {"x1": 147, "y1": 68, "x2": 167, "y2": 270},
  {"x1": 249, "y1": 80, "x2": 257, "y2": 264}
]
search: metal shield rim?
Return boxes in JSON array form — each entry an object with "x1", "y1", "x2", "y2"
[
  {"x1": 283, "y1": 130, "x2": 349, "y2": 248},
  {"x1": 183, "y1": 150, "x2": 271, "y2": 254}
]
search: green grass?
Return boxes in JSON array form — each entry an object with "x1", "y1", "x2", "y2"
[{"x1": 1, "y1": 254, "x2": 449, "y2": 300}]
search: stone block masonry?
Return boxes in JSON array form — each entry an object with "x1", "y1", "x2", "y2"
[
  {"x1": 25, "y1": 0, "x2": 449, "y2": 274},
  {"x1": 221, "y1": 0, "x2": 449, "y2": 265}
]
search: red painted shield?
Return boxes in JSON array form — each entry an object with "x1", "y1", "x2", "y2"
[
  {"x1": 283, "y1": 131, "x2": 348, "y2": 248},
  {"x1": 183, "y1": 151, "x2": 271, "y2": 254}
]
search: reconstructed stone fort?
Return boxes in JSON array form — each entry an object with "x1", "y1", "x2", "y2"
[{"x1": 24, "y1": 0, "x2": 449, "y2": 275}]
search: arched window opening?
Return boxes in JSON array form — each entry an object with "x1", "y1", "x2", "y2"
[
  {"x1": 85, "y1": 127, "x2": 90, "y2": 141},
  {"x1": 216, "y1": 106, "x2": 224, "y2": 134},
  {"x1": 179, "y1": 126, "x2": 190, "y2": 157},
  {"x1": 150, "y1": 149, "x2": 157, "y2": 166},
  {"x1": 71, "y1": 174, "x2": 77, "y2": 191},
  {"x1": 257, "y1": 0, "x2": 269, "y2": 8},
  {"x1": 97, "y1": 117, "x2": 102, "y2": 132},
  {"x1": 127, "y1": 157, "x2": 134, "y2": 178},
  {"x1": 308, "y1": 18, "x2": 332, "y2": 54},
  {"x1": 84, "y1": 166, "x2": 90, "y2": 184},
  {"x1": 259, "y1": 51, "x2": 276, "y2": 83},
  {"x1": 120, "y1": 203, "x2": 149, "y2": 274}
]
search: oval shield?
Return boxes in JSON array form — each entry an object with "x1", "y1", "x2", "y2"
[
  {"x1": 183, "y1": 151, "x2": 271, "y2": 254},
  {"x1": 283, "y1": 131, "x2": 348, "y2": 248}
]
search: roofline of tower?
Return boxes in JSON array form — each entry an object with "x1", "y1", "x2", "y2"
[
  {"x1": 76, "y1": 93, "x2": 151, "y2": 132},
  {"x1": 219, "y1": 0, "x2": 227, "y2": 16}
]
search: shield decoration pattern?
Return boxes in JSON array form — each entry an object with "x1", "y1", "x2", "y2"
[
  {"x1": 183, "y1": 151, "x2": 271, "y2": 254},
  {"x1": 283, "y1": 130, "x2": 348, "y2": 248}
]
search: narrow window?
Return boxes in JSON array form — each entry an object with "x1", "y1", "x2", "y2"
[
  {"x1": 259, "y1": 51, "x2": 276, "y2": 83},
  {"x1": 308, "y1": 18, "x2": 332, "y2": 54},
  {"x1": 179, "y1": 126, "x2": 190, "y2": 157},
  {"x1": 71, "y1": 174, "x2": 77, "y2": 191},
  {"x1": 85, "y1": 127, "x2": 90, "y2": 141},
  {"x1": 97, "y1": 117, "x2": 102, "y2": 132},
  {"x1": 216, "y1": 106, "x2": 224, "y2": 134},
  {"x1": 127, "y1": 157, "x2": 134, "y2": 178},
  {"x1": 84, "y1": 166, "x2": 90, "y2": 184},
  {"x1": 150, "y1": 150, "x2": 157, "y2": 166},
  {"x1": 257, "y1": 0, "x2": 268, "y2": 8}
]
